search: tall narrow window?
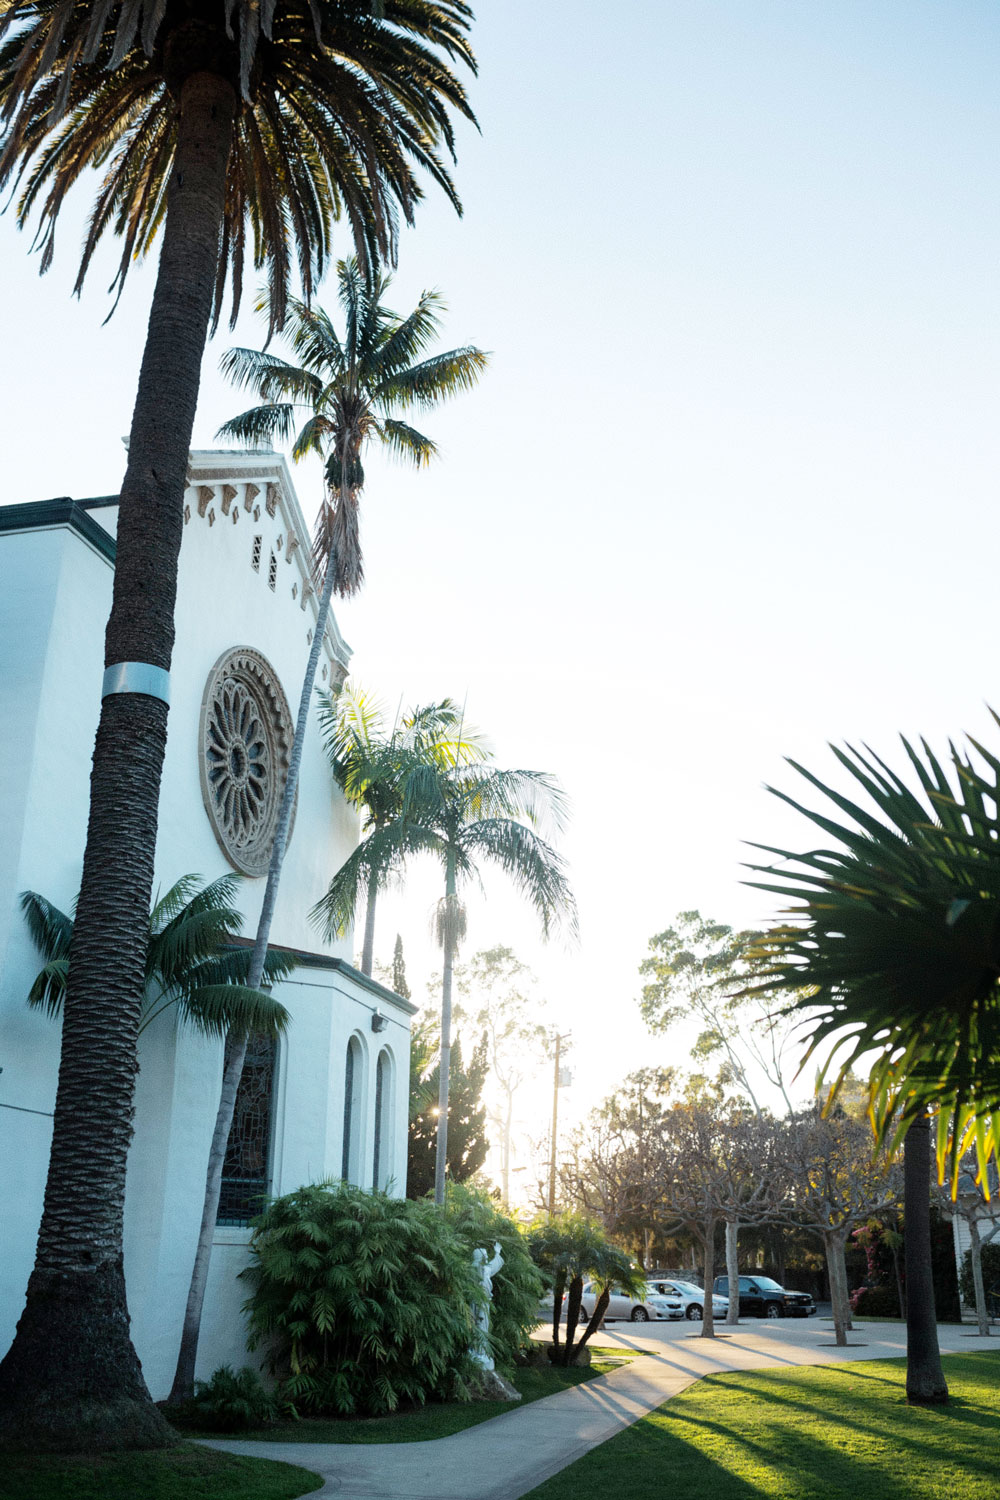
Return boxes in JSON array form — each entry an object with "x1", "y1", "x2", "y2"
[
  {"x1": 342, "y1": 1037, "x2": 361, "y2": 1182},
  {"x1": 372, "y1": 1050, "x2": 389, "y2": 1191},
  {"x1": 217, "y1": 1034, "x2": 277, "y2": 1226}
]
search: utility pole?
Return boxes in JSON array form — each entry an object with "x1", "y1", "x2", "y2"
[{"x1": 548, "y1": 1031, "x2": 571, "y2": 1215}]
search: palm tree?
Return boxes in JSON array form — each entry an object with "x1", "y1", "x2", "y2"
[
  {"x1": 165, "y1": 275, "x2": 487, "y2": 1405},
  {"x1": 318, "y1": 683, "x2": 489, "y2": 975},
  {"x1": 21, "y1": 876, "x2": 293, "y2": 1041},
  {"x1": 743, "y1": 732, "x2": 1000, "y2": 1402},
  {"x1": 0, "y1": 1, "x2": 476, "y2": 1451},
  {"x1": 314, "y1": 756, "x2": 578, "y2": 1205}
]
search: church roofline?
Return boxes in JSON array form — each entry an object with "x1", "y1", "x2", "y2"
[
  {"x1": 229, "y1": 938, "x2": 418, "y2": 1016},
  {"x1": 0, "y1": 497, "x2": 116, "y2": 564}
]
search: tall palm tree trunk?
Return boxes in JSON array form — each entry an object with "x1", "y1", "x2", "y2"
[
  {"x1": 0, "y1": 70, "x2": 236, "y2": 1455},
  {"x1": 359, "y1": 865, "x2": 379, "y2": 976},
  {"x1": 168, "y1": 489, "x2": 343, "y2": 1404},
  {"x1": 903, "y1": 1114, "x2": 948, "y2": 1404},
  {"x1": 433, "y1": 853, "x2": 457, "y2": 1206}
]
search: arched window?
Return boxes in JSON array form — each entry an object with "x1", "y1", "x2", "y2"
[
  {"x1": 372, "y1": 1048, "x2": 394, "y2": 1191},
  {"x1": 217, "y1": 1034, "x2": 277, "y2": 1226},
  {"x1": 342, "y1": 1035, "x2": 364, "y2": 1183}
]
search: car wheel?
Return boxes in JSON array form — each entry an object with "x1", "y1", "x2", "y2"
[
  {"x1": 630, "y1": 1306, "x2": 650, "y2": 1322},
  {"x1": 686, "y1": 1304, "x2": 703, "y2": 1321},
  {"x1": 765, "y1": 1302, "x2": 782, "y2": 1319}
]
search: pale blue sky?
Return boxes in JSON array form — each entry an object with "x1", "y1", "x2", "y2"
[{"x1": 3, "y1": 1, "x2": 999, "y2": 1132}]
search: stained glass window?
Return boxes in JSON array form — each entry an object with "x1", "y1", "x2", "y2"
[
  {"x1": 342, "y1": 1039, "x2": 356, "y2": 1181},
  {"x1": 373, "y1": 1050, "x2": 388, "y2": 1190},
  {"x1": 217, "y1": 1034, "x2": 277, "y2": 1226}
]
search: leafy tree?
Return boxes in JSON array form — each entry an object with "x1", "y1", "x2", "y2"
[
  {"x1": 315, "y1": 755, "x2": 577, "y2": 1206},
  {"x1": 0, "y1": 0, "x2": 476, "y2": 1450},
  {"x1": 408, "y1": 1027, "x2": 489, "y2": 1199},
  {"x1": 243, "y1": 1183, "x2": 483, "y2": 1415},
  {"x1": 940, "y1": 1157, "x2": 1000, "y2": 1336},
  {"x1": 456, "y1": 946, "x2": 548, "y2": 1204},
  {"x1": 20, "y1": 878, "x2": 293, "y2": 1039},
  {"x1": 639, "y1": 911, "x2": 806, "y2": 1115},
  {"x1": 742, "y1": 733, "x2": 1000, "y2": 1401},
  {"x1": 443, "y1": 1183, "x2": 544, "y2": 1371},
  {"x1": 318, "y1": 682, "x2": 488, "y2": 975},
  {"x1": 526, "y1": 1213, "x2": 642, "y2": 1365},
  {"x1": 392, "y1": 935, "x2": 411, "y2": 1001}
]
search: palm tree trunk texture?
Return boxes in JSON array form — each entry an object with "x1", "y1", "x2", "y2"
[
  {"x1": 0, "y1": 72, "x2": 236, "y2": 1454},
  {"x1": 168, "y1": 526, "x2": 343, "y2": 1403},
  {"x1": 561, "y1": 1275, "x2": 584, "y2": 1363},
  {"x1": 724, "y1": 1219, "x2": 740, "y2": 1325},
  {"x1": 578, "y1": 1288, "x2": 611, "y2": 1351},
  {"x1": 433, "y1": 854, "x2": 457, "y2": 1207},
  {"x1": 825, "y1": 1232, "x2": 850, "y2": 1346},
  {"x1": 701, "y1": 1219, "x2": 716, "y2": 1338},
  {"x1": 903, "y1": 1115, "x2": 948, "y2": 1404},
  {"x1": 551, "y1": 1270, "x2": 566, "y2": 1352},
  {"x1": 360, "y1": 866, "x2": 379, "y2": 975}
]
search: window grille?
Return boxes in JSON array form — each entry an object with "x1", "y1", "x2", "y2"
[
  {"x1": 217, "y1": 1034, "x2": 277, "y2": 1226},
  {"x1": 268, "y1": 552, "x2": 278, "y2": 590},
  {"x1": 251, "y1": 535, "x2": 262, "y2": 571}
]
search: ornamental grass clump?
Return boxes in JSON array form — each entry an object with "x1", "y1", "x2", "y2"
[
  {"x1": 242, "y1": 1183, "x2": 483, "y2": 1416},
  {"x1": 443, "y1": 1183, "x2": 543, "y2": 1370}
]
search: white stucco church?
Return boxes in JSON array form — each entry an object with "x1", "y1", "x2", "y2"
[{"x1": 0, "y1": 451, "x2": 415, "y2": 1396}]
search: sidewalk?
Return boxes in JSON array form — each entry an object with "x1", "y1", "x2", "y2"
[{"x1": 201, "y1": 1320, "x2": 997, "y2": 1500}]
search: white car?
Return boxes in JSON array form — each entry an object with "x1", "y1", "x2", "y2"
[
  {"x1": 578, "y1": 1280, "x2": 683, "y2": 1322},
  {"x1": 646, "y1": 1278, "x2": 729, "y2": 1322}
]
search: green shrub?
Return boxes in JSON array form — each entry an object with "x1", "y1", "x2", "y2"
[
  {"x1": 959, "y1": 1242, "x2": 1000, "y2": 1311},
  {"x1": 443, "y1": 1183, "x2": 544, "y2": 1371},
  {"x1": 850, "y1": 1284, "x2": 901, "y2": 1318},
  {"x1": 187, "y1": 1365, "x2": 279, "y2": 1431},
  {"x1": 241, "y1": 1183, "x2": 483, "y2": 1416}
]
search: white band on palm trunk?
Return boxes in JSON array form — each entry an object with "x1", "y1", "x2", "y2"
[{"x1": 102, "y1": 662, "x2": 171, "y2": 705}]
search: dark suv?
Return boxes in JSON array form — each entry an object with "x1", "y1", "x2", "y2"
[{"x1": 712, "y1": 1275, "x2": 816, "y2": 1319}]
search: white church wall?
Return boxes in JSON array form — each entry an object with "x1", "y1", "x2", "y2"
[{"x1": 0, "y1": 456, "x2": 416, "y2": 1395}]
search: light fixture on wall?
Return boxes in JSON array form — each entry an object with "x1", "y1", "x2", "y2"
[{"x1": 371, "y1": 1009, "x2": 388, "y2": 1033}]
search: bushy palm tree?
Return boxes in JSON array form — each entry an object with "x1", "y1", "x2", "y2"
[
  {"x1": 743, "y1": 732, "x2": 1000, "y2": 1403},
  {"x1": 314, "y1": 755, "x2": 577, "y2": 1205},
  {"x1": 318, "y1": 682, "x2": 488, "y2": 974},
  {"x1": 21, "y1": 876, "x2": 293, "y2": 1039},
  {"x1": 0, "y1": 0, "x2": 476, "y2": 1450}
]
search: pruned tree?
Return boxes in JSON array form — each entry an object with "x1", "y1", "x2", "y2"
[{"x1": 777, "y1": 1109, "x2": 902, "y2": 1345}]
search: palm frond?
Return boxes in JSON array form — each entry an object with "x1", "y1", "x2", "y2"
[
  {"x1": 459, "y1": 819, "x2": 578, "y2": 942},
  {"x1": 19, "y1": 889, "x2": 74, "y2": 962}
]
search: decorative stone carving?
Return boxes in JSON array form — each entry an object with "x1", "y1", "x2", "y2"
[
  {"x1": 220, "y1": 484, "x2": 238, "y2": 515},
  {"x1": 197, "y1": 485, "x2": 214, "y2": 517},
  {"x1": 286, "y1": 533, "x2": 300, "y2": 562},
  {"x1": 199, "y1": 648, "x2": 295, "y2": 877},
  {"x1": 266, "y1": 482, "x2": 279, "y2": 517},
  {"x1": 184, "y1": 505, "x2": 191, "y2": 525},
  {"x1": 244, "y1": 483, "x2": 260, "y2": 512}
]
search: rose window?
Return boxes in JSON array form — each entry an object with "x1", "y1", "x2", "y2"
[{"x1": 199, "y1": 649, "x2": 294, "y2": 876}]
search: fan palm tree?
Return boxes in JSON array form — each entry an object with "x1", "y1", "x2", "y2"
[
  {"x1": 314, "y1": 756, "x2": 578, "y2": 1205},
  {"x1": 0, "y1": 0, "x2": 476, "y2": 1451},
  {"x1": 21, "y1": 876, "x2": 293, "y2": 1040},
  {"x1": 166, "y1": 277, "x2": 486, "y2": 1405},
  {"x1": 318, "y1": 683, "x2": 489, "y2": 975},
  {"x1": 743, "y1": 731, "x2": 1000, "y2": 1403}
]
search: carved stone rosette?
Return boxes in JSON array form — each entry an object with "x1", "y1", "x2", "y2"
[{"x1": 199, "y1": 648, "x2": 294, "y2": 876}]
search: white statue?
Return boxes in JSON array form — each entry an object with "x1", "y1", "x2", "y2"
[{"x1": 470, "y1": 1241, "x2": 504, "y2": 1370}]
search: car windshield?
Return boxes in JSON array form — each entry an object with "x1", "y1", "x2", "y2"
[
  {"x1": 752, "y1": 1278, "x2": 783, "y2": 1291},
  {"x1": 668, "y1": 1282, "x2": 700, "y2": 1295}
]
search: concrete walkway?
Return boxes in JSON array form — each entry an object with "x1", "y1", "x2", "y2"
[{"x1": 202, "y1": 1320, "x2": 998, "y2": 1500}]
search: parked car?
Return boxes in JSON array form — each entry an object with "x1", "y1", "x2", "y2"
[
  {"x1": 578, "y1": 1280, "x2": 684, "y2": 1322},
  {"x1": 712, "y1": 1275, "x2": 816, "y2": 1318},
  {"x1": 646, "y1": 1278, "x2": 729, "y2": 1322}
]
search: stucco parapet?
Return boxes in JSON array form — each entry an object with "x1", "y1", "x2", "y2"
[
  {"x1": 229, "y1": 941, "x2": 417, "y2": 1017},
  {"x1": 0, "y1": 497, "x2": 116, "y2": 565}
]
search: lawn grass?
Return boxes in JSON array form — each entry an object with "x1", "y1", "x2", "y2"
[
  {"x1": 184, "y1": 1348, "x2": 633, "y2": 1445},
  {"x1": 524, "y1": 1350, "x2": 1000, "y2": 1500},
  {"x1": 0, "y1": 1443, "x2": 323, "y2": 1500}
]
